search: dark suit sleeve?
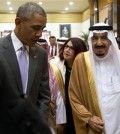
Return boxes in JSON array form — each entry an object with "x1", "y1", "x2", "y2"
[{"x1": 36, "y1": 48, "x2": 51, "y2": 120}]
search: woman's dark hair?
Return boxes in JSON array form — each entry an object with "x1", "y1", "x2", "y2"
[{"x1": 59, "y1": 37, "x2": 87, "y2": 60}]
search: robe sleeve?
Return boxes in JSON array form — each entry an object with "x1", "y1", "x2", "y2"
[{"x1": 69, "y1": 53, "x2": 93, "y2": 124}]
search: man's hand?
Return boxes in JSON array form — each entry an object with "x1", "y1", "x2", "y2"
[
  {"x1": 56, "y1": 124, "x2": 66, "y2": 134},
  {"x1": 88, "y1": 116, "x2": 104, "y2": 132}
]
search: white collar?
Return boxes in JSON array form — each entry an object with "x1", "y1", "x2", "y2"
[{"x1": 11, "y1": 31, "x2": 29, "y2": 52}]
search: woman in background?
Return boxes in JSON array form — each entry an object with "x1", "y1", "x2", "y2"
[{"x1": 50, "y1": 37, "x2": 87, "y2": 134}]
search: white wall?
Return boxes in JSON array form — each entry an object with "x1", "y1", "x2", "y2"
[
  {"x1": 45, "y1": 23, "x2": 83, "y2": 38},
  {"x1": 0, "y1": 23, "x2": 15, "y2": 31},
  {"x1": 45, "y1": 20, "x2": 90, "y2": 38},
  {"x1": 81, "y1": 19, "x2": 90, "y2": 33},
  {"x1": 0, "y1": 19, "x2": 90, "y2": 39}
]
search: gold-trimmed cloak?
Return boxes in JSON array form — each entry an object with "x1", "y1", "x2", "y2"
[{"x1": 69, "y1": 51, "x2": 102, "y2": 134}]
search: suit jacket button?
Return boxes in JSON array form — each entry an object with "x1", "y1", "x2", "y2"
[
  {"x1": 24, "y1": 94, "x2": 28, "y2": 98},
  {"x1": 21, "y1": 94, "x2": 28, "y2": 98},
  {"x1": 26, "y1": 121, "x2": 31, "y2": 127}
]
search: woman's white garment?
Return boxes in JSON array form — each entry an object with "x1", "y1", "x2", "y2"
[{"x1": 50, "y1": 57, "x2": 66, "y2": 124}]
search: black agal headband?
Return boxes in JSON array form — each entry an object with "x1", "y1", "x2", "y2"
[
  {"x1": 57, "y1": 39, "x2": 67, "y2": 42},
  {"x1": 89, "y1": 25, "x2": 113, "y2": 31}
]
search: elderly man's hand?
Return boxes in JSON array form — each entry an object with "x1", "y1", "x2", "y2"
[
  {"x1": 88, "y1": 115, "x2": 104, "y2": 133},
  {"x1": 56, "y1": 124, "x2": 66, "y2": 134}
]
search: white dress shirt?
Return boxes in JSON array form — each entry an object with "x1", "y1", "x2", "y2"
[{"x1": 11, "y1": 32, "x2": 29, "y2": 93}]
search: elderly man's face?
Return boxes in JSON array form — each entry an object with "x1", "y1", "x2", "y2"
[{"x1": 91, "y1": 32, "x2": 111, "y2": 58}]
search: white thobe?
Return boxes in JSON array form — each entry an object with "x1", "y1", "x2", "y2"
[
  {"x1": 95, "y1": 54, "x2": 120, "y2": 134},
  {"x1": 50, "y1": 57, "x2": 66, "y2": 124}
]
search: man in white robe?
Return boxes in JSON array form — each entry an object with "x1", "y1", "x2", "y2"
[{"x1": 69, "y1": 23, "x2": 120, "y2": 134}]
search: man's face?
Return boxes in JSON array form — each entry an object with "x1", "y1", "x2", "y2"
[
  {"x1": 91, "y1": 32, "x2": 111, "y2": 58},
  {"x1": 49, "y1": 38, "x2": 56, "y2": 46},
  {"x1": 15, "y1": 13, "x2": 47, "y2": 47}
]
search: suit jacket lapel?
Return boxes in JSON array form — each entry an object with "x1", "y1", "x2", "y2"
[
  {"x1": 27, "y1": 47, "x2": 37, "y2": 93},
  {"x1": 2, "y1": 34, "x2": 23, "y2": 94}
]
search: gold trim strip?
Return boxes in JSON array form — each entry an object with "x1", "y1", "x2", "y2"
[
  {"x1": 50, "y1": 63, "x2": 65, "y2": 104},
  {"x1": 84, "y1": 52, "x2": 102, "y2": 118}
]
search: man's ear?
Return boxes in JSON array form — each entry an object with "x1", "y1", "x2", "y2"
[
  {"x1": 15, "y1": 17, "x2": 22, "y2": 28},
  {"x1": 109, "y1": 40, "x2": 112, "y2": 45}
]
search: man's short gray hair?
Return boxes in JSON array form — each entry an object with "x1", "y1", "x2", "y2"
[{"x1": 16, "y1": 2, "x2": 46, "y2": 20}]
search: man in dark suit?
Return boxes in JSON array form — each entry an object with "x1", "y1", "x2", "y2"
[
  {"x1": 49, "y1": 36, "x2": 58, "y2": 57},
  {"x1": 0, "y1": 2, "x2": 51, "y2": 134}
]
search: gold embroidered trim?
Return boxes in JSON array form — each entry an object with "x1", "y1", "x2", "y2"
[
  {"x1": 50, "y1": 63, "x2": 65, "y2": 104},
  {"x1": 84, "y1": 52, "x2": 102, "y2": 118}
]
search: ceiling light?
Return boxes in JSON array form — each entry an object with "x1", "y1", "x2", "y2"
[
  {"x1": 69, "y1": 2, "x2": 74, "y2": 5},
  {"x1": 65, "y1": 7, "x2": 69, "y2": 11},
  {"x1": 7, "y1": 1, "x2": 11, "y2": 5},
  {"x1": 38, "y1": 2, "x2": 42, "y2": 5},
  {"x1": 9, "y1": 7, "x2": 13, "y2": 10}
]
